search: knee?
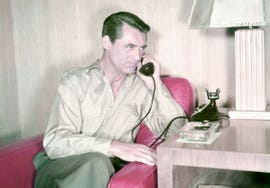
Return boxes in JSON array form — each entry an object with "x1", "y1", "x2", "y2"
[
  {"x1": 83, "y1": 152, "x2": 109, "y2": 164},
  {"x1": 82, "y1": 152, "x2": 115, "y2": 174}
]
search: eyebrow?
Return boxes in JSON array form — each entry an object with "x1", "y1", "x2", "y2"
[
  {"x1": 125, "y1": 43, "x2": 147, "y2": 49},
  {"x1": 141, "y1": 44, "x2": 147, "y2": 49}
]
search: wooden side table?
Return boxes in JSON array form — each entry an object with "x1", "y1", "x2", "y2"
[{"x1": 157, "y1": 120, "x2": 270, "y2": 188}]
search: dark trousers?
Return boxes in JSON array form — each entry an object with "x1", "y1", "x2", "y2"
[{"x1": 34, "y1": 152, "x2": 119, "y2": 188}]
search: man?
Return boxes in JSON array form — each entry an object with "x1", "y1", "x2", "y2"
[{"x1": 34, "y1": 11, "x2": 185, "y2": 188}]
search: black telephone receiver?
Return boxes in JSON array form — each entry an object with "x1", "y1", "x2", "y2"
[{"x1": 139, "y1": 62, "x2": 154, "y2": 76}]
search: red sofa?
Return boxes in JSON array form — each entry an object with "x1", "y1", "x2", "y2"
[{"x1": 0, "y1": 76, "x2": 194, "y2": 188}]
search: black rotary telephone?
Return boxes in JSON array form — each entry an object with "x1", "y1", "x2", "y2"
[{"x1": 190, "y1": 88, "x2": 229, "y2": 122}]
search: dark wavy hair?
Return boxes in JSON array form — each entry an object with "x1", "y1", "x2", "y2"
[{"x1": 102, "y1": 11, "x2": 150, "y2": 43}]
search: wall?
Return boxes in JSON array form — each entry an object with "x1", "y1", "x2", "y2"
[
  {"x1": 0, "y1": 0, "x2": 20, "y2": 145},
  {"x1": 0, "y1": 0, "x2": 269, "y2": 145}
]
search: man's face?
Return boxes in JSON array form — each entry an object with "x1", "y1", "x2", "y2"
[{"x1": 105, "y1": 23, "x2": 147, "y2": 75}]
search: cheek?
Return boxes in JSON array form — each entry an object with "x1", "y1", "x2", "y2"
[
  {"x1": 111, "y1": 48, "x2": 129, "y2": 61},
  {"x1": 110, "y1": 51, "x2": 124, "y2": 63}
]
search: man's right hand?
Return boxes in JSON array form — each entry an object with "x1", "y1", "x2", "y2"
[{"x1": 108, "y1": 140, "x2": 156, "y2": 166}]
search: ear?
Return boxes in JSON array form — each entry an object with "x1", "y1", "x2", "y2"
[{"x1": 102, "y1": 35, "x2": 112, "y2": 50}]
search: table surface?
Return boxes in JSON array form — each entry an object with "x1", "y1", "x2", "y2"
[{"x1": 157, "y1": 119, "x2": 270, "y2": 188}]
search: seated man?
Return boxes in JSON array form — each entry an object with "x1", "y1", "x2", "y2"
[{"x1": 33, "y1": 11, "x2": 185, "y2": 188}]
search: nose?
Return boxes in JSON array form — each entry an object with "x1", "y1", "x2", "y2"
[{"x1": 134, "y1": 48, "x2": 144, "y2": 62}]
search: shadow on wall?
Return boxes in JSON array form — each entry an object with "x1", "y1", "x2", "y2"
[
  {"x1": 177, "y1": 0, "x2": 193, "y2": 23},
  {"x1": 0, "y1": 130, "x2": 21, "y2": 147}
]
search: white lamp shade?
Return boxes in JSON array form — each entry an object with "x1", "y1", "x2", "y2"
[{"x1": 188, "y1": 0, "x2": 270, "y2": 29}]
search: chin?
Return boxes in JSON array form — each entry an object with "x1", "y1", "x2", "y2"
[{"x1": 125, "y1": 68, "x2": 136, "y2": 75}]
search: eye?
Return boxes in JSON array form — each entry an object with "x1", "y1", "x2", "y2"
[
  {"x1": 127, "y1": 44, "x2": 135, "y2": 49},
  {"x1": 140, "y1": 45, "x2": 147, "y2": 51}
]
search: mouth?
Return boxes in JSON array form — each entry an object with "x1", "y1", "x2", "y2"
[{"x1": 127, "y1": 63, "x2": 138, "y2": 69}]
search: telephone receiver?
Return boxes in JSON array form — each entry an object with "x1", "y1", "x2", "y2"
[
  {"x1": 139, "y1": 62, "x2": 154, "y2": 76},
  {"x1": 131, "y1": 61, "x2": 155, "y2": 141}
]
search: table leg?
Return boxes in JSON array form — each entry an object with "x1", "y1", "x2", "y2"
[{"x1": 157, "y1": 147, "x2": 173, "y2": 188}]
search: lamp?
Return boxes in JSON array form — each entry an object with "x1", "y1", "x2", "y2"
[{"x1": 188, "y1": 0, "x2": 270, "y2": 120}]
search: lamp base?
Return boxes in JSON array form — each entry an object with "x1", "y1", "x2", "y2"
[
  {"x1": 229, "y1": 106, "x2": 270, "y2": 120},
  {"x1": 235, "y1": 29, "x2": 266, "y2": 111}
]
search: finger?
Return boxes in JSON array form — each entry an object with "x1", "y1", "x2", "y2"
[
  {"x1": 141, "y1": 54, "x2": 154, "y2": 64},
  {"x1": 133, "y1": 152, "x2": 155, "y2": 166},
  {"x1": 137, "y1": 153, "x2": 156, "y2": 166},
  {"x1": 135, "y1": 147, "x2": 157, "y2": 165}
]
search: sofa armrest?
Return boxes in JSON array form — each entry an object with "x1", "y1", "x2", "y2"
[
  {"x1": 108, "y1": 125, "x2": 159, "y2": 188},
  {"x1": 135, "y1": 124, "x2": 163, "y2": 148},
  {"x1": 0, "y1": 134, "x2": 43, "y2": 188},
  {"x1": 108, "y1": 162, "x2": 157, "y2": 188}
]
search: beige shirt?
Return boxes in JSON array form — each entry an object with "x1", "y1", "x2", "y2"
[{"x1": 44, "y1": 60, "x2": 185, "y2": 159}]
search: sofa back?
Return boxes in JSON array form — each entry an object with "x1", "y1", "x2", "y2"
[{"x1": 161, "y1": 76, "x2": 194, "y2": 116}]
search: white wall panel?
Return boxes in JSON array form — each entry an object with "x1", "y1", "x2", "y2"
[{"x1": 0, "y1": 0, "x2": 20, "y2": 145}]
